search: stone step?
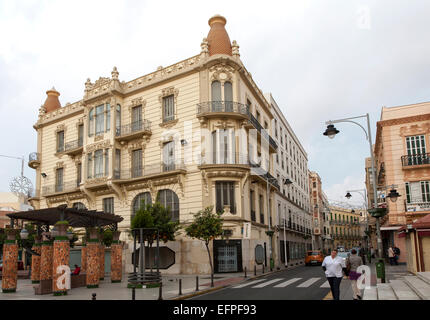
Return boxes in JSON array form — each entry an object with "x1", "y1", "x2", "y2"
[
  {"x1": 377, "y1": 283, "x2": 397, "y2": 300},
  {"x1": 403, "y1": 276, "x2": 430, "y2": 300},
  {"x1": 363, "y1": 286, "x2": 377, "y2": 300},
  {"x1": 417, "y1": 272, "x2": 430, "y2": 286},
  {"x1": 389, "y1": 279, "x2": 421, "y2": 300}
]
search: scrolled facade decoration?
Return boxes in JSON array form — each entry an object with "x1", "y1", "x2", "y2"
[{"x1": 86, "y1": 140, "x2": 112, "y2": 153}]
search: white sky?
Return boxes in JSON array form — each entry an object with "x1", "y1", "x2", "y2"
[{"x1": 1, "y1": 0, "x2": 429, "y2": 206}]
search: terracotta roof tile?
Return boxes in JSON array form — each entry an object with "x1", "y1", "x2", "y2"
[
  {"x1": 207, "y1": 15, "x2": 232, "y2": 56},
  {"x1": 43, "y1": 87, "x2": 61, "y2": 113}
]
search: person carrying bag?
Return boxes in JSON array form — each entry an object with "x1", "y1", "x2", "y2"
[{"x1": 348, "y1": 249, "x2": 363, "y2": 300}]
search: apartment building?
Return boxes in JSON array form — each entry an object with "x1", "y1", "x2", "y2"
[
  {"x1": 27, "y1": 15, "x2": 282, "y2": 274},
  {"x1": 372, "y1": 102, "x2": 430, "y2": 264},
  {"x1": 329, "y1": 206, "x2": 362, "y2": 249},
  {"x1": 266, "y1": 94, "x2": 312, "y2": 267}
]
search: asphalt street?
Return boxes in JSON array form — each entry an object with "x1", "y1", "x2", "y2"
[{"x1": 191, "y1": 265, "x2": 338, "y2": 300}]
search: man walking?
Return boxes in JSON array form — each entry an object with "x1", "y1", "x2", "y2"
[{"x1": 322, "y1": 249, "x2": 347, "y2": 300}]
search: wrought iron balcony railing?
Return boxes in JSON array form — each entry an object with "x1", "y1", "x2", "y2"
[
  {"x1": 115, "y1": 119, "x2": 151, "y2": 137},
  {"x1": 401, "y1": 153, "x2": 430, "y2": 167},
  {"x1": 113, "y1": 162, "x2": 186, "y2": 180},
  {"x1": 42, "y1": 180, "x2": 80, "y2": 195}
]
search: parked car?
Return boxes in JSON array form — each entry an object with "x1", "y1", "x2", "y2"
[{"x1": 305, "y1": 250, "x2": 324, "y2": 266}]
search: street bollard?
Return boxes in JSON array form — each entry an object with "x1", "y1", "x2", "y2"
[
  {"x1": 244, "y1": 267, "x2": 247, "y2": 278},
  {"x1": 132, "y1": 286, "x2": 135, "y2": 300},
  {"x1": 179, "y1": 279, "x2": 182, "y2": 295},
  {"x1": 92, "y1": 293, "x2": 96, "y2": 300},
  {"x1": 196, "y1": 276, "x2": 199, "y2": 291},
  {"x1": 158, "y1": 283, "x2": 163, "y2": 300},
  {"x1": 254, "y1": 265, "x2": 256, "y2": 276}
]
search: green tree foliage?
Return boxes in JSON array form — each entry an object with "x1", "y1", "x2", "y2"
[
  {"x1": 102, "y1": 229, "x2": 113, "y2": 247},
  {"x1": 184, "y1": 206, "x2": 223, "y2": 276},
  {"x1": 131, "y1": 202, "x2": 180, "y2": 243}
]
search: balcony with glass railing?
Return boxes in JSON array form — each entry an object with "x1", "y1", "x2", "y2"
[
  {"x1": 401, "y1": 153, "x2": 430, "y2": 168},
  {"x1": 196, "y1": 101, "x2": 278, "y2": 152},
  {"x1": 42, "y1": 180, "x2": 80, "y2": 196},
  {"x1": 115, "y1": 119, "x2": 152, "y2": 142},
  {"x1": 28, "y1": 152, "x2": 40, "y2": 169},
  {"x1": 113, "y1": 161, "x2": 186, "y2": 182},
  {"x1": 64, "y1": 137, "x2": 83, "y2": 155}
]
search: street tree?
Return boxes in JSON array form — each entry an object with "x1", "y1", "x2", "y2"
[{"x1": 184, "y1": 206, "x2": 223, "y2": 285}]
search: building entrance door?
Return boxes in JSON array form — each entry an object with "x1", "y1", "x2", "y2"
[{"x1": 213, "y1": 240, "x2": 242, "y2": 273}]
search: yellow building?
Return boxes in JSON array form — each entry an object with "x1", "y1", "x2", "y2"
[
  {"x1": 329, "y1": 206, "x2": 362, "y2": 249},
  {"x1": 27, "y1": 15, "x2": 288, "y2": 275}
]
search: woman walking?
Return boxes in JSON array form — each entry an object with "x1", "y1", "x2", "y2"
[
  {"x1": 347, "y1": 249, "x2": 363, "y2": 300},
  {"x1": 322, "y1": 249, "x2": 347, "y2": 300}
]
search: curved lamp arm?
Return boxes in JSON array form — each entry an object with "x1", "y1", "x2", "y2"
[{"x1": 326, "y1": 119, "x2": 369, "y2": 141}]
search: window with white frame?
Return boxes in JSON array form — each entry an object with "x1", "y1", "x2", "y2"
[
  {"x1": 103, "y1": 197, "x2": 114, "y2": 214},
  {"x1": 216, "y1": 181, "x2": 236, "y2": 214}
]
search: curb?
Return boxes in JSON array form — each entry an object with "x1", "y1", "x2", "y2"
[{"x1": 170, "y1": 265, "x2": 302, "y2": 300}]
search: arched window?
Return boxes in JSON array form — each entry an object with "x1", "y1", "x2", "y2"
[
  {"x1": 157, "y1": 189, "x2": 179, "y2": 221},
  {"x1": 211, "y1": 81, "x2": 222, "y2": 111},
  {"x1": 131, "y1": 192, "x2": 152, "y2": 220},
  {"x1": 224, "y1": 81, "x2": 233, "y2": 111},
  {"x1": 88, "y1": 108, "x2": 94, "y2": 136},
  {"x1": 72, "y1": 202, "x2": 86, "y2": 210}
]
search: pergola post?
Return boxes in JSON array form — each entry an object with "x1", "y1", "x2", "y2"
[
  {"x1": 99, "y1": 231, "x2": 105, "y2": 281},
  {"x1": 52, "y1": 221, "x2": 70, "y2": 296},
  {"x1": 111, "y1": 231, "x2": 122, "y2": 283},
  {"x1": 40, "y1": 232, "x2": 53, "y2": 283},
  {"x1": 31, "y1": 236, "x2": 42, "y2": 284},
  {"x1": 2, "y1": 228, "x2": 19, "y2": 293},
  {"x1": 86, "y1": 228, "x2": 100, "y2": 288}
]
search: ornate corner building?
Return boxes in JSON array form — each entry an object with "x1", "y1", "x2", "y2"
[{"x1": 27, "y1": 15, "x2": 311, "y2": 274}]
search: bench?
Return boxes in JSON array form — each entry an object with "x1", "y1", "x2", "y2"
[
  {"x1": 71, "y1": 273, "x2": 86, "y2": 288},
  {"x1": 34, "y1": 279, "x2": 52, "y2": 295}
]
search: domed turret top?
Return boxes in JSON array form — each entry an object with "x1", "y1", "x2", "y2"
[
  {"x1": 207, "y1": 14, "x2": 232, "y2": 56},
  {"x1": 43, "y1": 87, "x2": 61, "y2": 113}
]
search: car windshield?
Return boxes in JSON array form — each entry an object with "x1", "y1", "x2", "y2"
[{"x1": 308, "y1": 252, "x2": 320, "y2": 256}]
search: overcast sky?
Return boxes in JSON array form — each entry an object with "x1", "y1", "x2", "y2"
[{"x1": 1, "y1": 0, "x2": 429, "y2": 207}]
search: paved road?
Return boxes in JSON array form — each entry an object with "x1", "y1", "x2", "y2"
[{"x1": 191, "y1": 266, "x2": 335, "y2": 300}]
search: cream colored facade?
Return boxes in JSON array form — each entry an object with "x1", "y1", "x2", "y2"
[
  {"x1": 372, "y1": 102, "x2": 430, "y2": 263},
  {"x1": 329, "y1": 206, "x2": 362, "y2": 249},
  {"x1": 28, "y1": 16, "x2": 284, "y2": 275},
  {"x1": 266, "y1": 94, "x2": 312, "y2": 267}
]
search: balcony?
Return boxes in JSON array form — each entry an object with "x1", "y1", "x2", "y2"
[
  {"x1": 42, "y1": 180, "x2": 80, "y2": 196},
  {"x1": 113, "y1": 162, "x2": 186, "y2": 182},
  {"x1": 115, "y1": 120, "x2": 151, "y2": 142},
  {"x1": 64, "y1": 138, "x2": 83, "y2": 156},
  {"x1": 405, "y1": 200, "x2": 430, "y2": 213},
  {"x1": 196, "y1": 101, "x2": 278, "y2": 152},
  {"x1": 28, "y1": 152, "x2": 40, "y2": 169},
  {"x1": 401, "y1": 153, "x2": 430, "y2": 169}
]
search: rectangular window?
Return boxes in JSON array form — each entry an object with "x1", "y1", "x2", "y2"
[
  {"x1": 87, "y1": 153, "x2": 92, "y2": 179},
  {"x1": 250, "y1": 190, "x2": 255, "y2": 222},
  {"x1": 163, "y1": 95, "x2": 175, "y2": 122},
  {"x1": 103, "y1": 197, "x2": 114, "y2": 214},
  {"x1": 163, "y1": 141, "x2": 175, "y2": 171},
  {"x1": 406, "y1": 135, "x2": 427, "y2": 165},
  {"x1": 77, "y1": 163, "x2": 82, "y2": 186},
  {"x1": 94, "y1": 149, "x2": 104, "y2": 178},
  {"x1": 88, "y1": 109, "x2": 94, "y2": 136},
  {"x1": 115, "y1": 149, "x2": 121, "y2": 179},
  {"x1": 216, "y1": 181, "x2": 235, "y2": 214},
  {"x1": 421, "y1": 181, "x2": 430, "y2": 202},
  {"x1": 95, "y1": 104, "x2": 104, "y2": 135},
  {"x1": 105, "y1": 149, "x2": 109, "y2": 176},
  {"x1": 274, "y1": 119, "x2": 278, "y2": 137},
  {"x1": 78, "y1": 124, "x2": 84, "y2": 147},
  {"x1": 259, "y1": 195, "x2": 264, "y2": 224},
  {"x1": 132, "y1": 149, "x2": 143, "y2": 177},
  {"x1": 106, "y1": 104, "x2": 111, "y2": 132},
  {"x1": 56, "y1": 168, "x2": 63, "y2": 192},
  {"x1": 57, "y1": 131, "x2": 64, "y2": 153},
  {"x1": 132, "y1": 105, "x2": 142, "y2": 132}
]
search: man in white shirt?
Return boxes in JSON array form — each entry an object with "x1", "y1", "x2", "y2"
[{"x1": 322, "y1": 249, "x2": 347, "y2": 300}]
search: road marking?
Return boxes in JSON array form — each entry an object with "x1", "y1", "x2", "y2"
[
  {"x1": 252, "y1": 278, "x2": 284, "y2": 288},
  {"x1": 320, "y1": 281, "x2": 330, "y2": 288},
  {"x1": 273, "y1": 278, "x2": 302, "y2": 288},
  {"x1": 297, "y1": 277, "x2": 320, "y2": 288},
  {"x1": 232, "y1": 279, "x2": 266, "y2": 288}
]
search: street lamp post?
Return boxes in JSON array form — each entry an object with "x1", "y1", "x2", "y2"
[
  {"x1": 323, "y1": 113, "x2": 385, "y2": 272},
  {"x1": 345, "y1": 189, "x2": 370, "y2": 250}
]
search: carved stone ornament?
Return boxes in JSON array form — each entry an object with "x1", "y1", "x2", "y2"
[
  {"x1": 94, "y1": 134, "x2": 104, "y2": 142},
  {"x1": 86, "y1": 140, "x2": 112, "y2": 153},
  {"x1": 86, "y1": 177, "x2": 108, "y2": 185},
  {"x1": 200, "y1": 38, "x2": 209, "y2": 55},
  {"x1": 232, "y1": 40, "x2": 240, "y2": 57},
  {"x1": 38, "y1": 105, "x2": 46, "y2": 117},
  {"x1": 399, "y1": 123, "x2": 430, "y2": 137},
  {"x1": 111, "y1": 66, "x2": 119, "y2": 80},
  {"x1": 158, "y1": 86, "x2": 179, "y2": 105},
  {"x1": 210, "y1": 63, "x2": 235, "y2": 82}
]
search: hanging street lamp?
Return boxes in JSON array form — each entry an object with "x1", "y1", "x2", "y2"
[{"x1": 323, "y1": 124, "x2": 340, "y2": 139}]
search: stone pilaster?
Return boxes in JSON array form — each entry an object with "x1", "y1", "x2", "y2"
[
  {"x1": 110, "y1": 231, "x2": 122, "y2": 283},
  {"x1": 2, "y1": 229, "x2": 18, "y2": 293},
  {"x1": 31, "y1": 237, "x2": 42, "y2": 284},
  {"x1": 86, "y1": 228, "x2": 99, "y2": 288},
  {"x1": 40, "y1": 240, "x2": 53, "y2": 281},
  {"x1": 52, "y1": 222, "x2": 70, "y2": 296}
]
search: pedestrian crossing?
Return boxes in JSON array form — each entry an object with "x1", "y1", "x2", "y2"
[{"x1": 232, "y1": 277, "x2": 332, "y2": 289}]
